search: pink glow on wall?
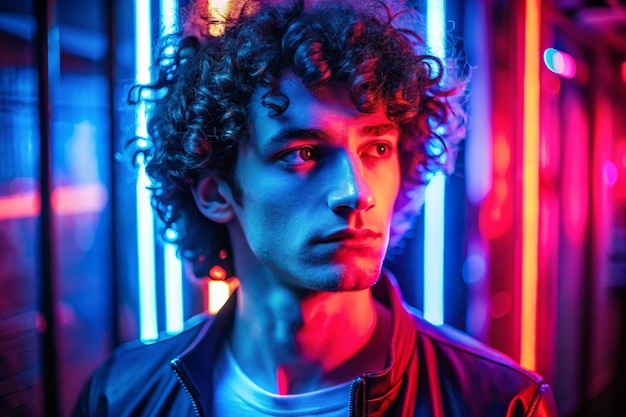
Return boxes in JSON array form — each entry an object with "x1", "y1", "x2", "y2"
[
  {"x1": 479, "y1": 130, "x2": 512, "y2": 240},
  {"x1": 615, "y1": 140, "x2": 626, "y2": 201},
  {"x1": 602, "y1": 160, "x2": 618, "y2": 187},
  {"x1": 617, "y1": 140, "x2": 626, "y2": 170},
  {"x1": 51, "y1": 183, "x2": 108, "y2": 215},
  {"x1": 562, "y1": 91, "x2": 589, "y2": 246}
]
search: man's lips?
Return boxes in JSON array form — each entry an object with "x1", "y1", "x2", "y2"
[{"x1": 315, "y1": 229, "x2": 382, "y2": 248}]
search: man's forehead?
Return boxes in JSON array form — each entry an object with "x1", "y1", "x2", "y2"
[
  {"x1": 246, "y1": 73, "x2": 397, "y2": 145},
  {"x1": 250, "y1": 72, "x2": 377, "y2": 120}
]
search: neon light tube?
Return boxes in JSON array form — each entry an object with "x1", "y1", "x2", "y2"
[
  {"x1": 426, "y1": 0, "x2": 445, "y2": 57},
  {"x1": 424, "y1": 172, "x2": 446, "y2": 325},
  {"x1": 136, "y1": 154, "x2": 158, "y2": 342},
  {"x1": 521, "y1": 0, "x2": 540, "y2": 370},
  {"x1": 158, "y1": 0, "x2": 185, "y2": 335},
  {"x1": 161, "y1": 0, "x2": 179, "y2": 35},
  {"x1": 135, "y1": 0, "x2": 152, "y2": 86},
  {"x1": 135, "y1": 0, "x2": 158, "y2": 342},
  {"x1": 465, "y1": 3, "x2": 493, "y2": 206},
  {"x1": 164, "y1": 230, "x2": 184, "y2": 334},
  {"x1": 423, "y1": 0, "x2": 446, "y2": 326}
]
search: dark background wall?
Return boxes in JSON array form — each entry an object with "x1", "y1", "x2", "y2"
[{"x1": 0, "y1": 0, "x2": 625, "y2": 416}]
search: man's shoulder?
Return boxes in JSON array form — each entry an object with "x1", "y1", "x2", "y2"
[
  {"x1": 408, "y1": 309, "x2": 544, "y2": 386},
  {"x1": 73, "y1": 314, "x2": 215, "y2": 416},
  {"x1": 401, "y1": 309, "x2": 558, "y2": 415},
  {"x1": 110, "y1": 313, "x2": 213, "y2": 367},
  {"x1": 92, "y1": 313, "x2": 214, "y2": 388}
]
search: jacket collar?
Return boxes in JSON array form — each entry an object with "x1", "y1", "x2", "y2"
[
  {"x1": 354, "y1": 271, "x2": 419, "y2": 416},
  {"x1": 171, "y1": 271, "x2": 418, "y2": 417}
]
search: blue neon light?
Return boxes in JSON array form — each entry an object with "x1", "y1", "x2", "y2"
[
  {"x1": 164, "y1": 230, "x2": 184, "y2": 334},
  {"x1": 135, "y1": 0, "x2": 152, "y2": 86},
  {"x1": 159, "y1": 0, "x2": 185, "y2": 335},
  {"x1": 423, "y1": 172, "x2": 446, "y2": 325},
  {"x1": 136, "y1": 154, "x2": 158, "y2": 341},
  {"x1": 423, "y1": 0, "x2": 446, "y2": 326},
  {"x1": 135, "y1": 0, "x2": 158, "y2": 342},
  {"x1": 161, "y1": 0, "x2": 179, "y2": 35}
]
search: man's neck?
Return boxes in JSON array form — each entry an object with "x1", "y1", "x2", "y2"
[{"x1": 229, "y1": 284, "x2": 391, "y2": 395}]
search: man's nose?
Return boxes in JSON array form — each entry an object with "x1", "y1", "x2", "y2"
[{"x1": 327, "y1": 153, "x2": 376, "y2": 212}]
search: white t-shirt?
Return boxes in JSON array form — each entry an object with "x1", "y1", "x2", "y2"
[{"x1": 212, "y1": 344, "x2": 352, "y2": 416}]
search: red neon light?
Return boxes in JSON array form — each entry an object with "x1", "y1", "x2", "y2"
[
  {"x1": 0, "y1": 192, "x2": 40, "y2": 220},
  {"x1": 0, "y1": 183, "x2": 108, "y2": 220}
]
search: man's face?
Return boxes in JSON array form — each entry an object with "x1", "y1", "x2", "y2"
[{"x1": 225, "y1": 74, "x2": 401, "y2": 292}]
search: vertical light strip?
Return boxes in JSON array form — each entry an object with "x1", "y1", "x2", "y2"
[
  {"x1": 521, "y1": 0, "x2": 540, "y2": 370},
  {"x1": 423, "y1": 0, "x2": 446, "y2": 326},
  {"x1": 136, "y1": 154, "x2": 158, "y2": 342},
  {"x1": 424, "y1": 172, "x2": 446, "y2": 325},
  {"x1": 465, "y1": 2, "x2": 492, "y2": 206},
  {"x1": 160, "y1": 0, "x2": 184, "y2": 335},
  {"x1": 164, "y1": 232, "x2": 184, "y2": 334},
  {"x1": 161, "y1": 0, "x2": 179, "y2": 36},
  {"x1": 135, "y1": 0, "x2": 158, "y2": 342}
]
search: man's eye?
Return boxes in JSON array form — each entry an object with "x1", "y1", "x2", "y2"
[
  {"x1": 362, "y1": 143, "x2": 394, "y2": 158},
  {"x1": 279, "y1": 146, "x2": 321, "y2": 164}
]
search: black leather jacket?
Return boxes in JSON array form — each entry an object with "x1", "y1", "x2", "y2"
[{"x1": 73, "y1": 272, "x2": 558, "y2": 416}]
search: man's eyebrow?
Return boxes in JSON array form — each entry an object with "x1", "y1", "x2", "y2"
[
  {"x1": 265, "y1": 124, "x2": 397, "y2": 148},
  {"x1": 266, "y1": 128, "x2": 332, "y2": 147},
  {"x1": 359, "y1": 123, "x2": 398, "y2": 136}
]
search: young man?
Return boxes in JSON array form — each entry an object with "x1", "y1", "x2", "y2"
[{"x1": 74, "y1": 0, "x2": 558, "y2": 415}]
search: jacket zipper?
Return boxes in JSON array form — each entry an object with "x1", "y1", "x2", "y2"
[
  {"x1": 172, "y1": 361, "x2": 203, "y2": 417},
  {"x1": 349, "y1": 376, "x2": 367, "y2": 417}
]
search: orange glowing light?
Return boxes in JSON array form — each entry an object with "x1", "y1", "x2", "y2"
[
  {"x1": 207, "y1": 0, "x2": 231, "y2": 36},
  {"x1": 209, "y1": 265, "x2": 227, "y2": 280},
  {"x1": 208, "y1": 280, "x2": 230, "y2": 314},
  {"x1": 207, "y1": 277, "x2": 239, "y2": 315},
  {"x1": 521, "y1": 0, "x2": 540, "y2": 371}
]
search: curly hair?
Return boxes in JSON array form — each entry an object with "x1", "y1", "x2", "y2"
[{"x1": 141, "y1": 0, "x2": 467, "y2": 277}]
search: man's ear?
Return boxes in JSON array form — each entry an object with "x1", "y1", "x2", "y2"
[{"x1": 191, "y1": 172, "x2": 235, "y2": 224}]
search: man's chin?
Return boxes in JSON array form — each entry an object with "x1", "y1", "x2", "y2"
[
  {"x1": 326, "y1": 262, "x2": 383, "y2": 292},
  {"x1": 278, "y1": 257, "x2": 384, "y2": 292}
]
